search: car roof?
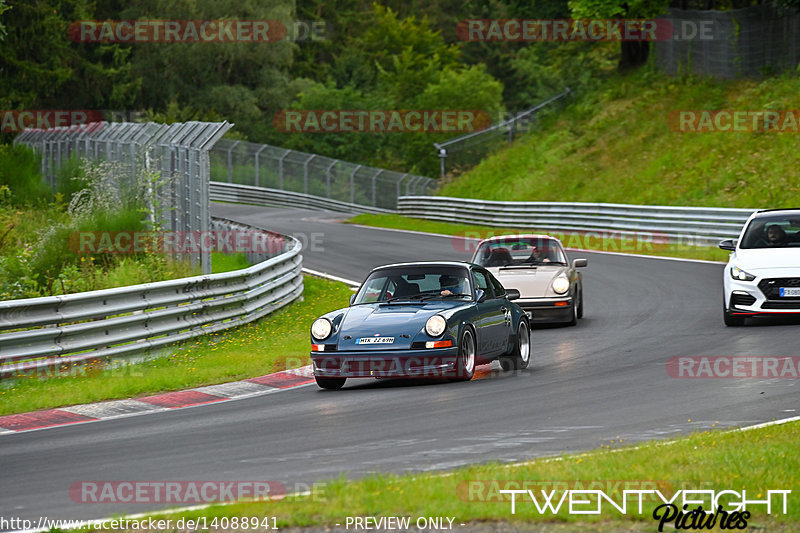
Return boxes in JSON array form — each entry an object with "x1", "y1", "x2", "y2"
[
  {"x1": 371, "y1": 261, "x2": 477, "y2": 271},
  {"x1": 753, "y1": 208, "x2": 800, "y2": 217},
  {"x1": 477, "y1": 234, "x2": 563, "y2": 246}
]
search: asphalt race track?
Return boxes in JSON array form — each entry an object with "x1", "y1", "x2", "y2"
[{"x1": 1, "y1": 203, "x2": 798, "y2": 527}]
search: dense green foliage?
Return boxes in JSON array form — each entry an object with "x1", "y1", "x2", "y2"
[{"x1": 0, "y1": 0, "x2": 636, "y2": 175}]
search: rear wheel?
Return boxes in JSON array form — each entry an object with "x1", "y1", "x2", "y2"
[
  {"x1": 501, "y1": 320, "x2": 530, "y2": 371},
  {"x1": 315, "y1": 376, "x2": 346, "y2": 390},
  {"x1": 454, "y1": 327, "x2": 476, "y2": 381}
]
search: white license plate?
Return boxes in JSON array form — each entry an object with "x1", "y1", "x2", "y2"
[
  {"x1": 356, "y1": 337, "x2": 395, "y2": 344},
  {"x1": 779, "y1": 287, "x2": 800, "y2": 297}
]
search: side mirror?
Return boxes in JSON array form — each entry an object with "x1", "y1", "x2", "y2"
[
  {"x1": 349, "y1": 294, "x2": 356, "y2": 305},
  {"x1": 504, "y1": 288, "x2": 520, "y2": 301},
  {"x1": 572, "y1": 258, "x2": 588, "y2": 268},
  {"x1": 475, "y1": 289, "x2": 487, "y2": 303},
  {"x1": 718, "y1": 239, "x2": 737, "y2": 251}
]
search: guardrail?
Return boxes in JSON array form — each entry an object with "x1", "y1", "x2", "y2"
[
  {"x1": 0, "y1": 218, "x2": 303, "y2": 380},
  {"x1": 397, "y1": 196, "x2": 757, "y2": 246},
  {"x1": 210, "y1": 181, "x2": 395, "y2": 215}
]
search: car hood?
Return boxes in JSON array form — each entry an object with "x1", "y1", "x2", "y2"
[
  {"x1": 336, "y1": 302, "x2": 463, "y2": 350},
  {"x1": 487, "y1": 265, "x2": 567, "y2": 298},
  {"x1": 734, "y1": 248, "x2": 800, "y2": 274}
]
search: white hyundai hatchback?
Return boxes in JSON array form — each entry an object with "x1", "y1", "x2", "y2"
[{"x1": 719, "y1": 208, "x2": 800, "y2": 326}]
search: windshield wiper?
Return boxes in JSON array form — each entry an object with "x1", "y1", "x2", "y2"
[
  {"x1": 383, "y1": 294, "x2": 428, "y2": 304},
  {"x1": 440, "y1": 293, "x2": 471, "y2": 298},
  {"x1": 499, "y1": 264, "x2": 537, "y2": 269}
]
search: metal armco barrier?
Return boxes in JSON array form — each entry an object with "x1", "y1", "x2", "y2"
[
  {"x1": 0, "y1": 219, "x2": 303, "y2": 379},
  {"x1": 210, "y1": 181, "x2": 394, "y2": 215},
  {"x1": 397, "y1": 196, "x2": 757, "y2": 246}
]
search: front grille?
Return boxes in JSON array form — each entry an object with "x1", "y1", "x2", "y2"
[
  {"x1": 731, "y1": 293, "x2": 756, "y2": 307},
  {"x1": 762, "y1": 301, "x2": 800, "y2": 309},
  {"x1": 758, "y1": 278, "x2": 800, "y2": 300}
]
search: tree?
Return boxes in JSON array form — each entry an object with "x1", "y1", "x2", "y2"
[{"x1": 569, "y1": 0, "x2": 670, "y2": 69}]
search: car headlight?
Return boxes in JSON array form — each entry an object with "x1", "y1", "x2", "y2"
[
  {"x1": 552, "y1": 275, "x2": 570, "y2": 294},
  {"x1": 425, "y1": 315, "x2": 447, "y2": 337},
  {"x1": 311, "y1": 318, "x2": 332, "y2": 340},
  {"x1": 730, "y1": 265, "x2": 756, "y2": 282}
]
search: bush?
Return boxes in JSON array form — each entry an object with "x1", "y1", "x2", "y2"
[{"x1": 0, "y1": 144, "x2": 52, "y2": 205}]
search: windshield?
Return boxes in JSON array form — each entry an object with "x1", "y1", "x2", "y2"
[
  {"x1": 352, "y1": 266, "x2": 472, "y2": 304},
  {"x1": 740, "y1": 215, "x2": 800, "y2": 249},
  {"x1": 473, "y1": 237, "x2": 567, "y2": 267}
]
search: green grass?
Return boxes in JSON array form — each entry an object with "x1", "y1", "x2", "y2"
[
  {"x1": 125, "y1": 421, "x2": 798, "y2": 531},
  {"x1": 0, "y1": 275, "x2": 353, "y2": 415},
  {"x1": 348, "y1": 213, "x2": 732, "y2": 262},
  {"x1": 439, "y1": 69, "x2": 800, "y2": 209},
  {"x1": 211, "y1": 252, "x2": 251, "y2": 273}
]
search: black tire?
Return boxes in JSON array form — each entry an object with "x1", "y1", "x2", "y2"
[
  {"x1": 566, "y1": 296, "x2": 578, "y2": 326},
  {"x1": 723, "y1": 308, "x2": 745, "y2": 327},
  {"x1": 576, "y1": 286, "x2": 584, "y2": 319},
  {"x1": 315, "y1": 376, "x2": 346, "y2": 390},
  {"x1": 723, "y1": 293, "x2": 745, "y2": 327},
  {"x1": 501, "y1": 320, "x2": 530, "y2": 371},
  {"x1": 454, "y1": 327, "x2": 476, "y2": 381}
]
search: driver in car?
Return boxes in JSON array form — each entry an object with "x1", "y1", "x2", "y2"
[
  {"x1": 526, "y1": 246, "x2": 552, "y2": 263},
  {"x1": 766, "y1": 224, "x2": 788, "y2": 246},
  {"x1": 439, "y1": 274, "x2": 469, "y2": 297}
]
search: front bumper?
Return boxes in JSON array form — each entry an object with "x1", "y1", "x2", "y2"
[
  {"x1": 516, "y1": 297, "x2": 574, "y2": 323},
  {"x1": 726, "y1": 278, "x2": 800, "y2": 315},
  {"x1": 311, "y1": 347, "x2": 461, "y2": 378}
]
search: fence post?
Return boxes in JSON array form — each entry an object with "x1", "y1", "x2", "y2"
[
  {"x1": 278, "y1": 149, "x2": 290, "y2": 190},
  {"x1": 303, "y1": 154, "x2": 315, "y2": 195},
  {"x1": 254, "y1": 145, "x2": 266, "y2": 187},
  {"x1": 371, "y1": 169, "x2": 382, "y2": 207},
  {"x1": 350, "y1": 165, "x2": 361, "y2": 205},
  {"x1": 325, "y1": 160, "x2": 336, "y2": 198},
  {"x1": 226, "y1": 140, "x2": 239, "y2": 183}
]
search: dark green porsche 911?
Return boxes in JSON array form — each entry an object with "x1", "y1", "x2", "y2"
[{"x1": 309, "y1": 261, "x2": 531, "y2": 390}]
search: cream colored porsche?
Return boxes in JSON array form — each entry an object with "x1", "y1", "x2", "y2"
[{"x1": 470, "y1": 235, "x2": 588, "y2": 326}]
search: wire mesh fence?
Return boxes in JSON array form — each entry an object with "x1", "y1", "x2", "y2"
[
  {"x1": 432, "y1": 89, "x2": 572, "y2": 178},
  {"x1": 14, "y1": 121, "x2": 232, "y2": 274},
  {"x1": 655, "y1": 5, "x2": 800, "y2": 78},
  {"x1": 210, "y1": 139, "x2": 437, "y2": 211}
]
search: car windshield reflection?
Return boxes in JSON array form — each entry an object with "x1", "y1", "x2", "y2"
[
  {"x1": 740, "y1": 215, "x2": 800, "y2": 249},
  {"x1": 353, "y1": 266, "x2": 473, "y2": 304},
  {"x1": 474, "y1": 237, "x2": 567, "y2": 267}
]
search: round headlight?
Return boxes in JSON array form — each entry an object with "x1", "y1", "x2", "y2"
[
  {"x1": 552, "y1": 275, "x2": 570, "y2": 294},
  {"x1": 425, "y1": 315, "x2": 447, "y2": 337},
  {"x1": 311, "y1": 318, "x2": 332, "y2": 340}
]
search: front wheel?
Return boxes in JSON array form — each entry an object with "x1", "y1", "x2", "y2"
[
  {"x1": 576, "y1": 286, "x2": 584, "y2": 319},
  {"x1": 454, "y1": 327, "x2": 476, "y2": 381},
  {"x1": 723, "y1": 308, "x2": 745, "y2": 327},
  {"x1": 315, "y1": 376, "x2": 346, "y2": 390},
  {"x1": 501, "y1": 320, "x2": 530, "y2": 371}
]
